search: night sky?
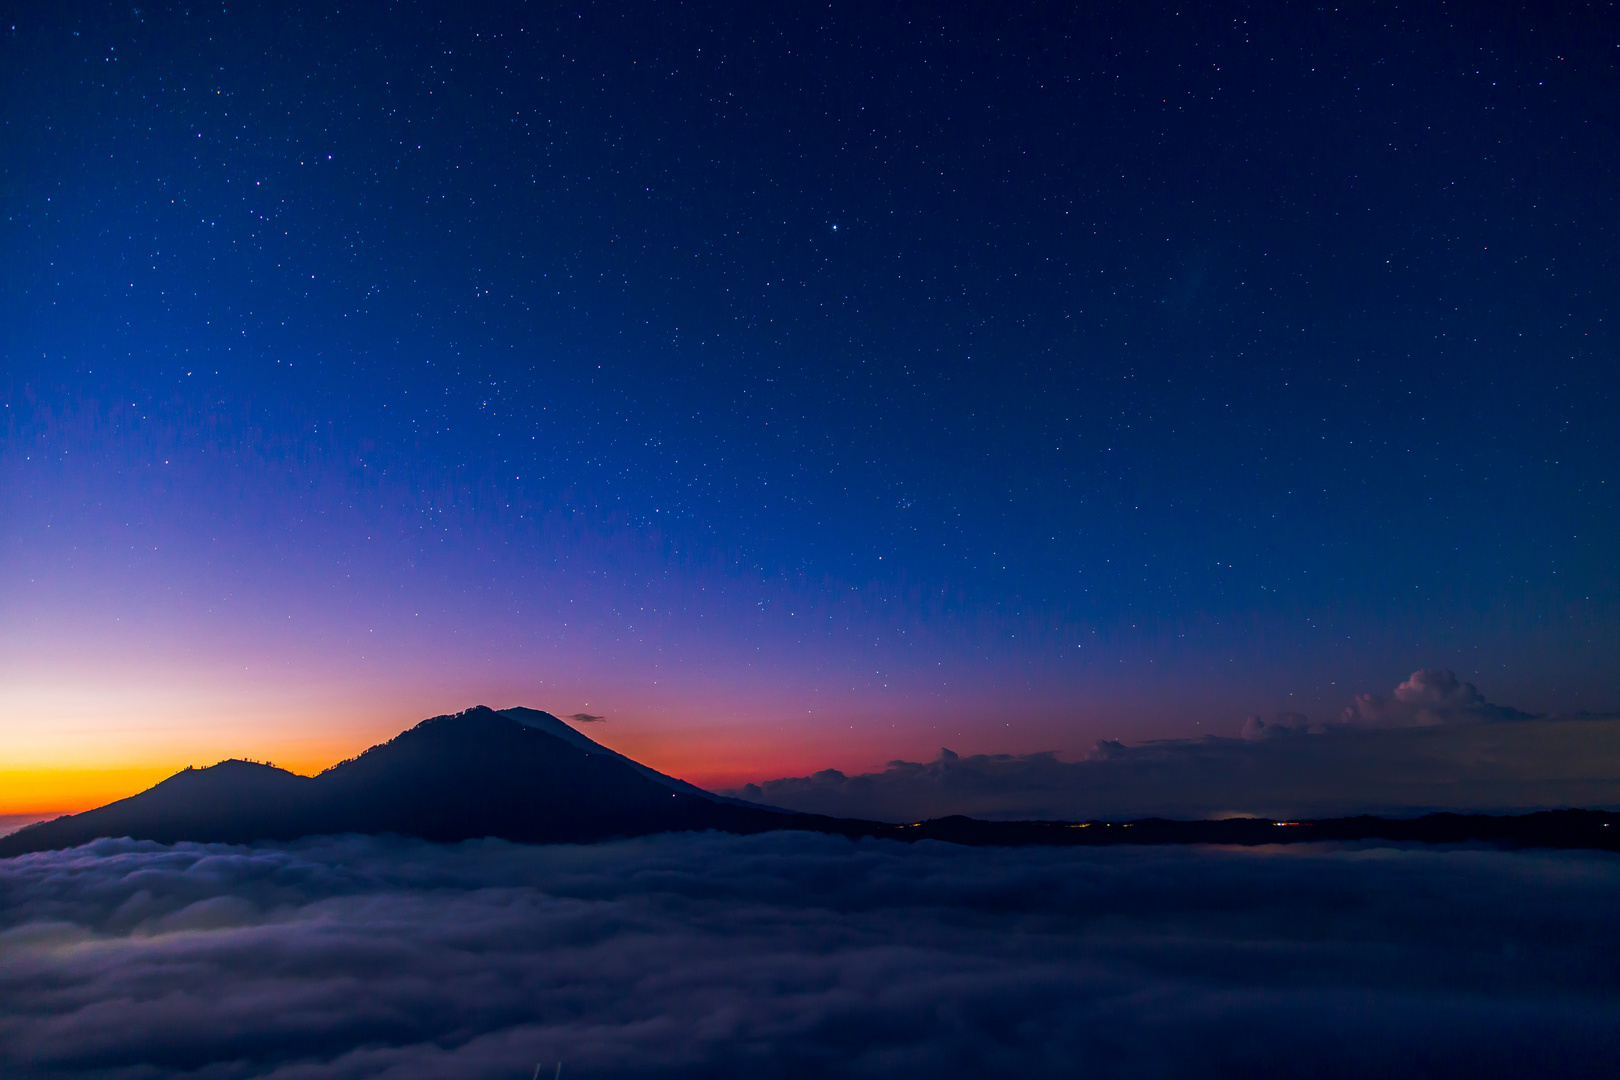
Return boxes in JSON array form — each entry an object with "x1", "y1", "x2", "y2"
[{"x1": 3, "y1": 0, "x2": 1617, "y2": 809}]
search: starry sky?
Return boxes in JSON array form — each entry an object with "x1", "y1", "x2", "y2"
[{"x1": 2, "y1": 0, "x2": 1617, "y2": 811}]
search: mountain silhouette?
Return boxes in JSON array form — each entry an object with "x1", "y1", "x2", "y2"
[
  {"x1": 0, "y1": 707, "x2": 861, "y2": 856},
  {"x1": 496, "y1": 706, "x2": 779, "y2": 809},
  {"x1": 3, "y1": 706, "x2": 1618, "y2": 857}
]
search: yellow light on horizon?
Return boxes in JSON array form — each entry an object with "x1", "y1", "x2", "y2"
[{"x1": 0, "y1": 767, "x2": 179, "y2": 816}]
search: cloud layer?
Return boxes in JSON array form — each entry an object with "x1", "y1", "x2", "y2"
[
  {"x1": 733, "y1": 673, "x2": 1620, "y2": 821},
  {"x1": 730, "y1": 718, "x2": 1620, "y2": 822},
  {"x1": 3, "y1": 832, "x2": 1619, "y2": 1079}
]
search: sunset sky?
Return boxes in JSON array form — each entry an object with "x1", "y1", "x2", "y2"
[{"x1": 3, "y1": 1, "x2": 1616, "y2": 814}]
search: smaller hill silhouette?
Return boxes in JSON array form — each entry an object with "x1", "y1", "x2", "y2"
[
  {"x1": 7, "y1": 759, "x2": 319, "y2": 848},
  {"x1": 3, "y1": 706, "x2": 1617, "y2": 857}
]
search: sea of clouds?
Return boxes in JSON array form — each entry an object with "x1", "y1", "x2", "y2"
[{"x1": 3, "y1": 830, "x2": 1619, "y2": 1079}]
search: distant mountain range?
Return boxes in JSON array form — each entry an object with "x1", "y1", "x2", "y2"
[{"x1": 3, "y1": 706, "x2": 1617, "y2": 858}]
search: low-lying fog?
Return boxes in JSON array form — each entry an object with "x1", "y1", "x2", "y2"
[{"x1": 3, "y1": 831, "x2": 1617, "y2": 1078}]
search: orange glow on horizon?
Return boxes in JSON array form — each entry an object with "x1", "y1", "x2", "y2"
[
  {"x1": 0, "y1": 745, "x2": 371, "y2": 815},
  {"x1": 1, "y1": 717, "x2": 941, "y2": 815},
  {"x1": 0, "y1": 732, "x2": 903, "y2": 815},
  {"x1": 0, "y1": 768, "x2": 180, "y2": 817},
  {"x1": 0, "y1": 679, "x2": 1087, "y2": 815}
]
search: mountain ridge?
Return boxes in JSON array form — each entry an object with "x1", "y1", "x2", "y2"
[
  {"x1": 4, "y1": 706, "x2": 1619, "y2": 858},
  {"x1": 0, "y1": 707, "x2": 861, "y2": 857},
  {"x1": 495, "y1": 706, "x2": 785, "y2": 812}
]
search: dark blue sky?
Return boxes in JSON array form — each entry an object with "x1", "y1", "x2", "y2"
[{"x1": 3, "y1": 0, "x2": 1616, "y2": 788}]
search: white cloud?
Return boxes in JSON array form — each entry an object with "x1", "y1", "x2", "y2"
[
  {"x1": 1240, "y1": 669, "x2": 1534, "y2": 739},
  {"x1": 1338, "y1": 668, "x2": 1534, "y2": 728}
]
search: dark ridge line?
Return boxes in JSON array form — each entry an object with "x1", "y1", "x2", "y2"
[
  {"x1": 865, "y1": 810, "x2": 1620, "y2": 851},
  {"x1": 7, "y1": 808, "x2": 1618, "y2": 857},
  {"x1": 4, "y1": 706, "x2": 1616, "y2": 857}
]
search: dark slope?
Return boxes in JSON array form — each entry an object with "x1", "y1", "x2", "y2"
[
  {"x1": 0, "y1": 760, "x2": 319, "y2": 852},
  {"x1": 313, "y1": 706, "x2": 816, "y2": 843},
  {"x1": 0, "y1": 707, "x2": 872, "y2": 857},
  {"x1": 885, "y1": 811, "x2": 1620, "y2": 850},
  {"x1": 4, "y1": 707, "x2": 1618, "y2": 857},
  {"x1": 496, "y1": 706, "x2": 786, "y2": 812}
]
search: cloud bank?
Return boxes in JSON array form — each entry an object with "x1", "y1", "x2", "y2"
[
  {"x1": 1244, "y1": 669, "x2": 1536, "y2": 738},
  {"x1": 2, "y1": 832, "x2": 1618, "y2": 1079},
  {"x1": 731, "y1": 673, "x2": 1620, "y2": 821}
]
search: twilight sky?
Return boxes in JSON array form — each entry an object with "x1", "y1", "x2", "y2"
[{"x1": 2, "y1": 1, "x2": 1617, "y2": 811}]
